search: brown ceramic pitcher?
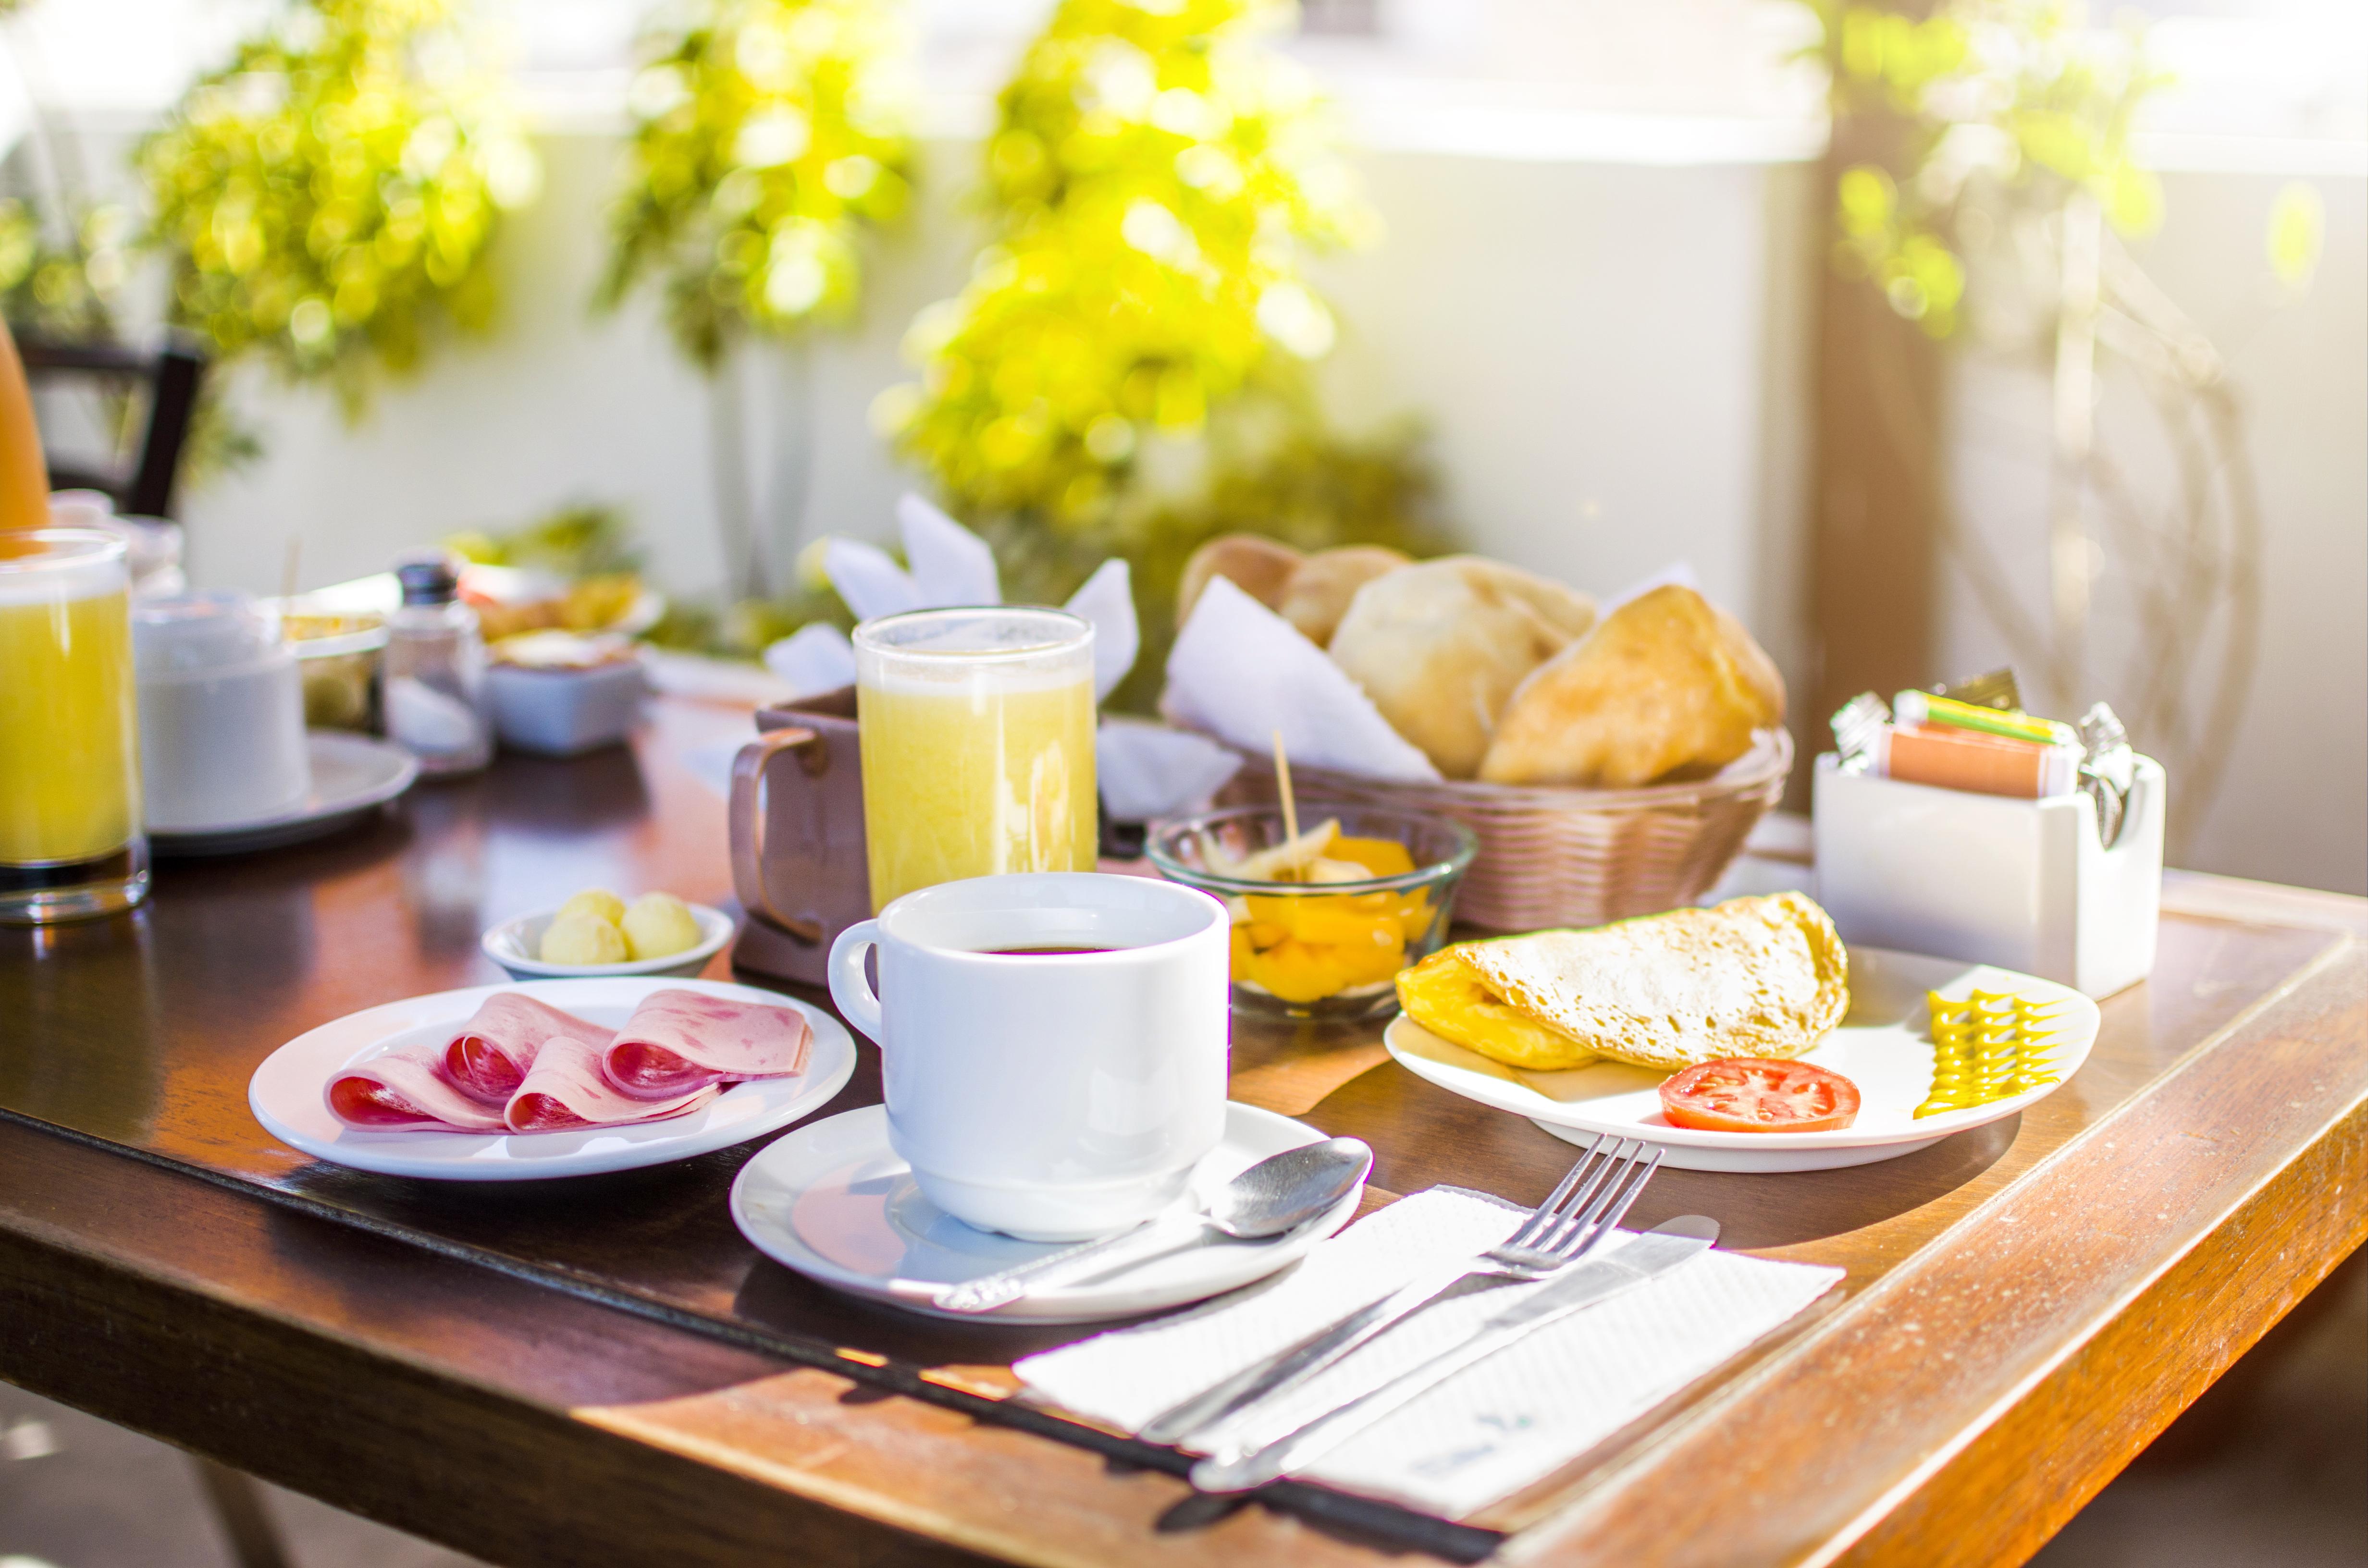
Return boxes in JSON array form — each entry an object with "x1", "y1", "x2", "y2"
[{"x1": 727, "y1": 687, "x2": 872, "y2": 986}]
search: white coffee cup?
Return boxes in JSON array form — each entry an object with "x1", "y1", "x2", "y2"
[
  {"x1": 132, "y1": 591, "x2": 311, "y2": 832},
  {"x1": 827, "y1": 871, "x2": 1231, "y2": 1241}
]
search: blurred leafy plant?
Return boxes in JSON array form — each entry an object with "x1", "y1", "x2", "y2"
[
  {"x1": 876, "y1": 0, "x2": 1379, "y2": 536},
  {"x1": 0, "y1": 194, "x2": 263, "y2": 483},
  {"x1": 862, "y1": 0, "x2": 1437, "y2": 706},
  {"x1": 137, "y1": 0, "x2": 540, "y2": 413},
  {"x1": 1009, "y1": 415, "x2": 1446, "y2": 710},
  {"x1": 1808, "y1": 0, "x2": 2165, "y2": 337},
  {"x1": 0, "y1": 198, "x2": 132, "y2": 341},
  {"x1": 445, "y1": 501, "x2": 644, "y2": 578},
  {"x1": 599, "y1": 0, "x2": 915, "y2": 369}
]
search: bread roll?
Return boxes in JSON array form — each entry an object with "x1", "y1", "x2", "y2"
[
  {"x1": 1277, "y1": 545, "x2": 1411, "y2": 646},
  {"x1": 1175, "y1": 534, "x2": 1303, "y2": 630},
  {"x1": 1327, "y1": 556, "x2": 1597, "y2": 779},
  {"x1": 1479, "y1": 584, "x2": 1783, "y2": 788}
]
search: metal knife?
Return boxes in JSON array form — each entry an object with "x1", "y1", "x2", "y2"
[{"x1": 1187, "y1": 1214, "x2": 1720, "y2": 1494}]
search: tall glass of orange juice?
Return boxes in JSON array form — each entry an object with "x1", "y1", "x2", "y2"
[
  {"x1": 0, "y1": 529, "x2": 148, "y2": 923},
  {"x1": 853, "y1": 607, "x2": 1098, "y2": 911}
]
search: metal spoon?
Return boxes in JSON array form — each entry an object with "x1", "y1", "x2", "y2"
[{"x1": 932, "y1": 1137, "x2": 1373, "y2": 1314}]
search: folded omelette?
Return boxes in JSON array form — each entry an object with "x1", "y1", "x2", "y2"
[{"x1": 1396, "y1": 891, "x2": 1850, "y2": 1072}]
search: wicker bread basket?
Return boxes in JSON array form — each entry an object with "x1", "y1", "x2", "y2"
[{"x1": 1210, "y1": 727, "x2": 1793, "y2": 932}]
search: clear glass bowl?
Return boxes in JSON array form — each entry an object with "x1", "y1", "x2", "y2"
[{"x1": 1146, "y1": 803, "x2": 1479, "y2": 1020}]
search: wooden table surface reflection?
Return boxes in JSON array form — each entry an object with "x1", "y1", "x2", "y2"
[{"x1": 1, "y1": 697, "x2": 2361, "y2": 1568}]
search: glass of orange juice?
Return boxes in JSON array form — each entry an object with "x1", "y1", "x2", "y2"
[
  {"x1": 0, "y1": 529, "x2": 148, "y2": 923},
  {"x1": 853, "y1": 607, "x2": 1098, "y2": 911}
]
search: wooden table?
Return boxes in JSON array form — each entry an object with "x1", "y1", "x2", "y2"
[{"x1": 2, "y1": 698, "x2": 2362, "y2": 1568}]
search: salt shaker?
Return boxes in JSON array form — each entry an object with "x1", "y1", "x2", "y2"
[{"x1": 383, "y1": 555, "x2": 491, "y2": 776}]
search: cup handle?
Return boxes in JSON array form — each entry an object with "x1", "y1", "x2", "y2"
[
  {"x1": 828, "y1": 920, "x2": 884, "y2": 1042},
  {"x1": 728, "y1": 726, "x2": 825, "y2": 943}
]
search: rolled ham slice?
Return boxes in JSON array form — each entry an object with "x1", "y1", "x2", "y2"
[
  {"x1": 326, "y1": 1042, "x2": 509, "y2": 1132},
  {"x1": 504, "y1": 1037, "x2": 721, "y2": 1133},
  {"x1": 603, "y1": 989, "x2": 812, "y2": 1098},
  {"x1": 443, "y1": 993, "x2": 615, "y2": 1106}
]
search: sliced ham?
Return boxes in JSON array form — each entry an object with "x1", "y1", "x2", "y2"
[
  {"x1": 603, "y1": 989, "x2": 811, "y2": 1098},
  {"x1": 325, "y1": 1042, "x2": 509, "y2": 1132},
  {"x1": 442, "y1": 993, "x2": 614, "y2": 1106},
  {"x1": 504, "y1": 1037, "x2": 721, "y2": 1133}
]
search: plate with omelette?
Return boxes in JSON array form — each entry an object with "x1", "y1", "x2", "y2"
[{"x1": 1384, "y1": 892, "x2": 2099, "y2": 1171}]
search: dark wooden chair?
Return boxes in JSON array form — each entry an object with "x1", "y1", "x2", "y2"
[{"x1": 12, "y1": 328, "x2": 206, "y2": 518}]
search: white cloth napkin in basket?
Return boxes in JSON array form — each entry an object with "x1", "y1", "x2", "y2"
[{"x1": 1016, "y1": 1187, "x2": 1841, "y2": 1520}]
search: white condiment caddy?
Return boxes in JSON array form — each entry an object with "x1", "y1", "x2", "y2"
[{"x1": 1812, "y1": 751, "x2": 2165, "y2": 999}]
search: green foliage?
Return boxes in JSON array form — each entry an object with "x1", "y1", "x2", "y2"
[
  {"x1": 0, "y1": 195, "x2": 263, "y2": 484},
  {"x1": 445, "y1": 501, "x2": 644, "y2": 578},
  {"x1": 861, "y1": 0, "x2": 1438, "y2": 709},
  {"x1": 986, "y1": 411, "x2": 1447, "y2": 711},
  {"x1": 1809, "y1": 0, "x2": 2166, "y2": 336},
  {"x1": 876, "y1": 0, "x2": 1378, "y2": 537},
  {"x1": 0, "y1": 198, "x2": 132, "y2": 341},
  {"x1": 599, "y1": 0, "x2": 914, "y2": 370},
  {"x1": 641, "y1": 583, "x2": 852, "y2": 659},
  {"x1": 137, "y1": 0, "x2": 540, "y2": 411}
]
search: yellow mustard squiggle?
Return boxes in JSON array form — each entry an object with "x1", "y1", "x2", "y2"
[{"x1": 1917, "y1": 990, "x2": 2060, "y2": 1119}]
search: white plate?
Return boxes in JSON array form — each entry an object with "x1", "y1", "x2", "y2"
[
  {"x1": 150, "y1": 731, "x2": 418, "y2": 856},
  {"x1": 481, "y1": 903, "x2": 734, "y2": 980},
  {"x1": 1383, "y1": 947, "x2": 2099, "y2": 1173},
  {"x1": 731, "y1": 1102, "x2": 1363, "y2": 1324},
  {"x1": 249, "y1": 978, "x2": 855, "y2": 1180}
]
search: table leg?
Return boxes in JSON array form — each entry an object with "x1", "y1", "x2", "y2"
[{"x1": 192, "y1": 1457, "x2": 296, "y2": 1568}]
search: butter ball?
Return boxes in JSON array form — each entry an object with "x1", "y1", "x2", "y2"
[
  {"x1": 541, "y1": 912, "x2": 628, "y2": 966},
  {"x1": 556, "y1": 888, "x2": 626, "y2": 927},
  {"x1": 621, "y1": 892, "x2": 702, "y2": 961}
]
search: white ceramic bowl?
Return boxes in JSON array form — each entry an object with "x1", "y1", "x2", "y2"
[{"x1": 481, "y1": 902, "x2": 734, "y2": 980}]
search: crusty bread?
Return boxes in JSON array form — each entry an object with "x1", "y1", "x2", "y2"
[
  {"x1": 1278, "y1": 545, "x2": 1411, "y2": 646},
  {"x1": 1326, "y1": 556, "x2": 1597, "y2": 779},
  {"x1": 1176, "y1": 534, "x2": 1304, "y2": 630},
  {"x1": 1449, "y1": 892, "x2": 1849, "y2": 1072},
  {"x1": 1479, "y1": 584, "x2": 1783, "y2": 788}
]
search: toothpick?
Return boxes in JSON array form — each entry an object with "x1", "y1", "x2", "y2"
[
  {"x1": 280, "y1": 534, "x2": 302, "y2": 603},
  {"x1": 1271, "y1": 728, "x2": 1301, "y2": 882}
]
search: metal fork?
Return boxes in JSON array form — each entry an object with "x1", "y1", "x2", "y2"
[{"x1": 1138, "y1": 1134, "x2": 1664, "y2": 1448}]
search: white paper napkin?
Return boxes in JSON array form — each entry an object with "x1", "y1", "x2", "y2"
[
  {"x1": 770, "y1": 495, "x2": 1141, "y2": 702},
  {"x1": 1098, "y1": 718, "x2": 1242, "y2": 821},
  {"x1": 897, "y1": 492, "x2": 1001, "y2": 607},
  {"x1": 1064, "y1": 558, "x2": 1138, "y2": 703},
  {"x1": 1159, "y1": 576, "x2": 1441, "y2": 784},
  {"x1": 762, "y1": 622, "x2": 858, "y2": 698},
  {"x1": 1015, "y1": 1187, "x2": 1840, "y2": 1520},
  {"x1": 821, "y1": 538, "x2": 924, "y2": 622}
]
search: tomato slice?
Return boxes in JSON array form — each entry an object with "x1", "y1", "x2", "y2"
[{"x1": 1658, "y1": 1058, "x2": 1861, "y2": 1133}]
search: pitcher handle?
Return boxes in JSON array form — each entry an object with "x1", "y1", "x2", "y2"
[
  {"x1": 728, "y1": 726, "x2": 825, "y2": 943},
  {"x1": 828, "y1": 920, "x2": 884, "y2": 1042}
]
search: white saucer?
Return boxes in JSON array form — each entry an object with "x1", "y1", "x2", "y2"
[
  {"x1": 151, "y1": 731, "x2": 419, "y2": 857},
  {"x1": 731, "y1": 1102, "x2": 1364, "y2": 1323},
  {"x1": 1383, "y1": 947, "x2": 2098, "y2": 1173},
  {"x1": 249, "y1": 977, "x2": 856, "y2": 1180}
]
